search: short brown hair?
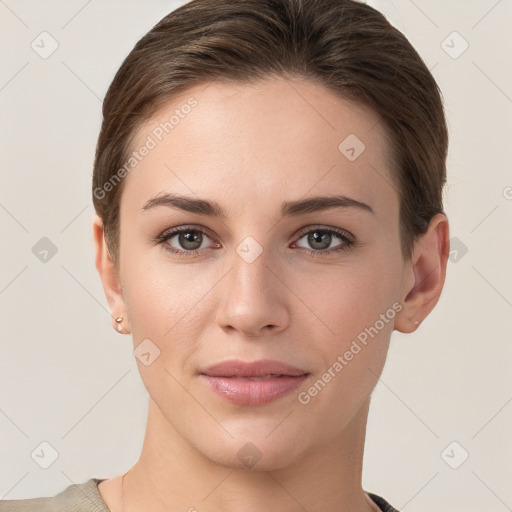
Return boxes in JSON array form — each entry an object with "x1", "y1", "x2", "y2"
[{"x1": 92, "y1": 0, "x2": 448, "y2": 266}]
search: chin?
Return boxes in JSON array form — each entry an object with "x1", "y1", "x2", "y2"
[{"x1": 196, "y1": 427, "x2": 311, "y2": 472}]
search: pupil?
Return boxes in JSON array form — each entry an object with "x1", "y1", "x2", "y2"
[
  {"x1": 309, "y1": 231, "x2": 330, "y2": 250},
  {"x1": 181, "y1": 231, "x2": 201, "y2": 249}
]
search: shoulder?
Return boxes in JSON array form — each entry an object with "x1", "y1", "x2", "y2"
[{"x1": 0, "y1": 478, "x2": 110, "y2": 512}]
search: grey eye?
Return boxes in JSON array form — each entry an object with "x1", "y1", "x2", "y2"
[{"x1": 296, "y1": 230, "x2": 344, "y2": 251}]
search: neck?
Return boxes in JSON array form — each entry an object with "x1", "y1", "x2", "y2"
[{"x1": 120, "y1": 397, "x2": 378, "y2": 512}]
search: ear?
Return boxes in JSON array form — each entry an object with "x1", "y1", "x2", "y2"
[
  {"x1": 394, "y1": 213, "x2": 450, "y2": 333},
  {"x1": 92, "y1": 215, "x2": 131, "y2": 334}
]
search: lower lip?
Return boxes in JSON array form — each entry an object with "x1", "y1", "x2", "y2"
[{"x1": 200, "y1": 374, "x2": 309, "y2": 406}]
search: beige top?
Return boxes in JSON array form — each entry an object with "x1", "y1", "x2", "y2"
[
  {"x1": 0, "y1": 479, "x2": 110, "y2": 512},
  {"x1": 0, "y1": 478, "x2": 399, "y2": 511}
]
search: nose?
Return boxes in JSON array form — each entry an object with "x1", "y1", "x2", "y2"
[{"x1": 215, "y1": 249, "x2": 290, "y2": 338}]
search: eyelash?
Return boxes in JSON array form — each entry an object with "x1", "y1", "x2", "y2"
[{"x1": 152, "y1": 225, "x2": 356, "y2": 259}]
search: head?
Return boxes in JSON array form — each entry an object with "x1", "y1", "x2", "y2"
[{"x1": 92, "y1": 0, "x2": 449, "y2": 470}]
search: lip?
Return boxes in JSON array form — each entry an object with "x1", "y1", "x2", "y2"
[{"x1": 199, "y1": 359, "x2": 309, "y2": 406}]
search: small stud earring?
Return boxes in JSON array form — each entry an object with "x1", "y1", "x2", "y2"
[
  {"x1": 115, "y1": 317, "x2": 124, "y2": 332},
  {"x1": 414, "y1": 320, "x2": 420, "y2": 325}
]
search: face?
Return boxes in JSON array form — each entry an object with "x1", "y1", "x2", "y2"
[{"x1": 111, "y1": 76, "x2": 410, "y2": 469}]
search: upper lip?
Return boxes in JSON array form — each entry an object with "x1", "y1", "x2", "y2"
[{"x1": 200, "y1": 359, "x2": 308, "y2": 378}]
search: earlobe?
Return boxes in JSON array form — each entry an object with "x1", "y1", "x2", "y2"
[
  {"x1": 92, "y1": 215, "x2": 131, "y2": 334},
  {"x1": 394, "y1": 213, "x2": 450, "y2": 334}
]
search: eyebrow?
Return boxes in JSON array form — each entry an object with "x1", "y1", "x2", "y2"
[{"x1": 141, "y1": 193, "x2": 374, "y2": 218}]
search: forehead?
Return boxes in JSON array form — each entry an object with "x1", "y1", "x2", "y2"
[{"x1": 122, "y1": 76, "x2": 398, "y2": 221}]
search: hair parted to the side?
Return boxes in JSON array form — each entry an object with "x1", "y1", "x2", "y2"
[{"x1": 92, "y1": 0, "x2": 448, "y2": 268}]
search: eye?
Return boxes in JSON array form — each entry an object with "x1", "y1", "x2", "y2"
[
  {"x1": 155, "y1": 226, "x2": 219, "y2": 257},
  {"x1": 293, "y1": 226, "x2": 354, "y2": 257}
]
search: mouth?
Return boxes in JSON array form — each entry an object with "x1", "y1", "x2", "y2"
[
  {"x1": 199, "y1": 359, "x2": 310, "y2": 406},
  {"x1": 230, "y1": 374, "x2": 289, "y2": 380}
]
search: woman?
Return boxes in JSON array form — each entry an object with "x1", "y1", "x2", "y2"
[{"x1": 1, "y1": 0, "x2": 449, "y2": 510}]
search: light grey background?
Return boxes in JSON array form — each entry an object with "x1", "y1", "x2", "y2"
[{"x1": 1, "y1": 1, "x2": 511, "y2": 511}]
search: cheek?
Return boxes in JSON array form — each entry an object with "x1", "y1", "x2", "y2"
[
  {"x1": 306, "y1": 274, "x2": 394, "y2": 376},
  {"x1": 123, "y1": 268, "x2": 202, "y2": 333},
  {"x1": 293, "y1": 250, "x2": 401, "y2": 394},
  {"x1": 120, "y1": 267, "x2": 213, "y2": 404},
  {"x1": 297, "y1": 252, "x2": 402, "y2": 341},
  {"x1": 120, "y1": 250, "x2": 219, "y2": 366},
  {"x1": 292, "y1": 262, "x2": 398, "y2": 439}
]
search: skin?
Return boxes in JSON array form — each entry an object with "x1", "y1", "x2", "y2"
[{"x1": 93, "y1": 76, "x2": 449, "y2": 512}]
